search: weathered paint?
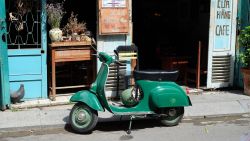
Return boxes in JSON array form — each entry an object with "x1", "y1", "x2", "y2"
[
  {"x1": 41, "y1": 0, "x2": 48, "y2": 99},
  {"x1": 207, "y1": 0, "x2": 238, "y2": 88},
  {"x1": 7, "y1": 0, "x2": 48, "y2": 99},
  {"x1": 234, "y1": 0, "x2": 250, "y2": 88},
  {"x1": 238, "y1": 0, "x2": 250, "y2": 27},
  {"x1": 0, "y1": 0, "x2": 10, "y2": 110}
]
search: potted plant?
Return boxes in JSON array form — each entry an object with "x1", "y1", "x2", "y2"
[
  {"x1": 46, "y1": 2, "x2": 65, "y2": 42},
  {"x1": 239, "y1": 25, "x2": 250, "y2": 96},
  {"x1": 62, "y1": 12, "x2": 90, "y2": 42}
]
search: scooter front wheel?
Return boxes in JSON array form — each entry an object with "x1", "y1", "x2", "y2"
[
  {"x1": 160, "y1": 107, "x2": 184, "y2": 126},
  {"x1": 69, "y1": 103, "x2": 98, "y2": 133}
]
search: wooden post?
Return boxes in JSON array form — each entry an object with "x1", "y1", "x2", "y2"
[
  {"x1": 196, "y1": 41, "x2": 201, "y2": 89},
  {"x1": 51, "y1": 49, "x2": 56, "y2": 101}
]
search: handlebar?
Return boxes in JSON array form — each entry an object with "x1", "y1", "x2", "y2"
[
  {"x1": 92, "y1": 52, "x2": 124, "y2": 66},
  {"x1": 115, "y1": 60, "x2": 124, "y2": 66},
  {"x1": 92, "y1": 54, "x2": 98, "y2": 56}
]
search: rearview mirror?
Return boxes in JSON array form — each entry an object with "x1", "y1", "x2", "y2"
[{"x1": 114, "y1": 50, "x2": 118, "y2": 57}]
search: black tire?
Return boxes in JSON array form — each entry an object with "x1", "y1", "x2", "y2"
[
  {"x1": 69, "y1": 103, "x2": 98, "y2": 133},
  {"x1": 160, "y1": 107, "x2": 184, "y2": 126}
]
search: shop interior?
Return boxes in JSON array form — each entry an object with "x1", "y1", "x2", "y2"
[{"x1": 132, "y1": 0, "x2": 210, "y2": 88}]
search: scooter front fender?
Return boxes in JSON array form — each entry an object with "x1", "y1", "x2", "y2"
[{"x1": 70, "y1": 90, "x2": 104, "y2": 112}]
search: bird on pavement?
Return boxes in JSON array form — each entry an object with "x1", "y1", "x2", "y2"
[{"x1": 10, "y1": 84, "x2": 25, "y2": 104}]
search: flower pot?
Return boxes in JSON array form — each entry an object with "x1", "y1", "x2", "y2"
[
  {"x1": 72, "y1": 33, "x2": 81, "y2": 41},
  {"x1": 241, "y1": 68, "x2": 250, "y2": 96},
  {"x1": 49, "y1": 28, "x2": 62, "y2": 42}
]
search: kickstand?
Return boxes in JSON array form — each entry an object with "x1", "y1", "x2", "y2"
[{"x1": 126, "y1": 115, "x2": 135, "y2": 134}]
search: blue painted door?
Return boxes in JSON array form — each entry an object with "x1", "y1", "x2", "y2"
[
  {"x1": 5, "y1": 0, "x2": 47, "y2": 99},
  {"x1": 207, "y1": 0, "x2": 238, "y2": 88},
  {"x1": 0, "y1": 0, "x2": 10, "y2": 109}
]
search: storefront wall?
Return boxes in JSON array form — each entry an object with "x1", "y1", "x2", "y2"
[{"x1": 97, "y1": 0, "x2": 133, "y2": 97}]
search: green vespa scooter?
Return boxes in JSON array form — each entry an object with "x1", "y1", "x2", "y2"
[{"x1": 69, "y1": 51, "x2": 192, "y2": 134}]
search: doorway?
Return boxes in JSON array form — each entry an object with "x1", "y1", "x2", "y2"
[
  {"x1": 132, "y1": 0, "x2": 210, "y2": 87},
  {"x1": 5, "y1": 0, "x2": 47, "y2": 99}
]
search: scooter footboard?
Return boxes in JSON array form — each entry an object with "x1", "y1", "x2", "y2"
[{"x1": 149, "y1": 86, "x2": 192, "y2": 108}]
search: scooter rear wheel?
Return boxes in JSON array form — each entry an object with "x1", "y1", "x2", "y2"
[
  {"x1": 160, "y1": 107, "x2": 184, "y2": 126},
  {"x1": 69, "y1": 103, "x2": 98, "y2": 133}
]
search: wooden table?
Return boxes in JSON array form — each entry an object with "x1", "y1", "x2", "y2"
[
  {"x1": 161, "y1": 56, "x2": 189, "y2": 69},
  {"x1": 49, "y1": 41, "x2": 95, "y2": 100},
  {"x1": 161, "y1": 56, "x2": 189, "y2": 84}
]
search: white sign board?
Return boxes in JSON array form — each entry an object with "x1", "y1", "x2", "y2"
[
  {"x1": 213, "y1": 0, "x2": 233, "y2": 51},
  {"x1": 102, "y1": 0, "x2": 126, "y2": 8}
]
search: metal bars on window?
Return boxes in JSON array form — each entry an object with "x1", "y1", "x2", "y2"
[{"x1": 5, "y1": 0, "x2": 41, "y2": 49}]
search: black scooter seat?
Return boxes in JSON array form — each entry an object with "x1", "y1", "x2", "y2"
[{"x1": 134, "y1": 70, "x2": 179, "y2": 81}]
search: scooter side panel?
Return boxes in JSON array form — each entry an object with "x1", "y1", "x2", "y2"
[
  {"x1": 149, "y1": 83, "x2": 192, "y2": 108},
  {"x1": 70, "y1": 90, "x2": 104, "y2": 111}
]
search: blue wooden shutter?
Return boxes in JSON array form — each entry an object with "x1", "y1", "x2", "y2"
[{"x1": 234, "y1": 0, "x2": 250, "y2": 87}]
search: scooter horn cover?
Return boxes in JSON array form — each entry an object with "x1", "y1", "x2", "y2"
[{"x1": 121, "y1": 88, "x2": 138, "y2": 107}]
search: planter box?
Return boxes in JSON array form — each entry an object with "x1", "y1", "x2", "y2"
[{"x1": 241, "y1": 68, "x2": 250, "y2": 96}]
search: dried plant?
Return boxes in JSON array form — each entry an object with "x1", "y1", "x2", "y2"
[
  {"x1": 16, "y1": 0, "x2": 33, "y2": 16},
  {"x1": 9, "y1": 0, "x2": 33, "y2": 31},
  {"x1": 63, "y1": 12, "x2": 87, "y2": 35},
  {"x1": 46, "y1": 2, "x2": 65, "y2": 28}
]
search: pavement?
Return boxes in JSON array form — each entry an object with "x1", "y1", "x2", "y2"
[{"x1": 1, "y1": 89, "x2": 250, "y2": 132}]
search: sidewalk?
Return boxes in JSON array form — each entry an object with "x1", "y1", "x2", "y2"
[{"x1": 0, "y1": 90, "x2": 250, "y2": 132}]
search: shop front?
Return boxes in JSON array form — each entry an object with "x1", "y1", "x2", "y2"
[
  {"x1": 132, "y1": 0, "x2": 238, "y2": 89},
  {"x1": 0, "y1": 0, "x2": 245, "y2": 105}
]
